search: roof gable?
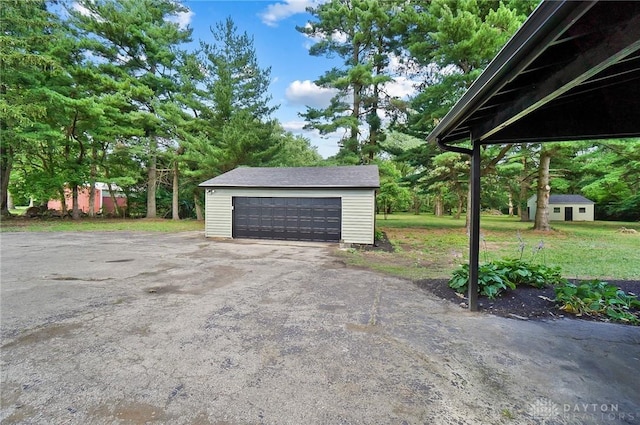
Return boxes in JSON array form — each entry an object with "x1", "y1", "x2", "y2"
[{"x1": 199, "y1": 165, "x2": 380, "y2": 189}]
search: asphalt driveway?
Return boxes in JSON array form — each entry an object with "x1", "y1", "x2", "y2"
[{"x1": 1, "y1": 232, "x2": 639, "y2": 424}]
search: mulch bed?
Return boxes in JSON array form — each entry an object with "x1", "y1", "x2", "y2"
[{"x1": 416, "y1": 278, "x2": 640, "y2": 324}]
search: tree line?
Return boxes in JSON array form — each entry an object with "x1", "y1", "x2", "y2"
[{"x1": 2, "y1": 0, "x2": 638, "y2": 224}]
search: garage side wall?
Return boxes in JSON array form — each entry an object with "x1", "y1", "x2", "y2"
[
  {"x1": 204, "y1": 190, "x2": 233, "y2": 237},
  {"x1": 204, "y1": 188, "x2": 375, "y2": 244}
]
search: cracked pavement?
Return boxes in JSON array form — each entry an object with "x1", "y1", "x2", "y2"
[{"x1": 1, "y1": 231, "x2": 639, "y2": 424}]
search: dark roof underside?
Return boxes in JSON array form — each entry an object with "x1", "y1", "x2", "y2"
[
  {"x1": 428, "y1": 0, "x2": 640, "y2": 146},
  {"x1": 199, "y1": 165, "x2": 380, "y2": 189}
]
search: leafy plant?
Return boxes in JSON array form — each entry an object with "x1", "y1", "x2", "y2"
[
  {"x1": 555, "y1": 280, "x2": 640, "y2": 324},
  {"x1": 449, "y1": 263, "x2": 516, "y2": 299},
  {"x1": 449, "y1": 259, "x2": 565, "y2": 299},
  {"x1": 492, "y1": 258, "x2": 564, "y2": 288}
]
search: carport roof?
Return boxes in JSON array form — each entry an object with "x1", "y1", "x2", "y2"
[
  {"x1": 199, "y1": 165, "x2": 380, "y2": 189},
  {"x1": 426, "y1": 0, "x2": 640, "y2": 146}
]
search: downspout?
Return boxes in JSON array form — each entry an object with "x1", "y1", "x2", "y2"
[{"x1": 436, "y1": 138, "x2": 480, "y2": 312}]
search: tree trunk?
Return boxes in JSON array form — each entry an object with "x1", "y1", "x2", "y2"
[
  {"x1": 434, "y1": 194, "x2": 443, "y2": 217},
  {"x1": 508, "y1": 191, "x2": 514, "y2": 216},
  {"x1": 172, "y1": 159, "x2": 179, "y2": 220},
  {"x1": 88, "y1": 148, "x2": 98, "y2": 217},
  {"x1": 519, "y1": 153, "x2": 530, "y2": 221},
  {"x1": 0, "y1": 145, "x2": 13, "y2": 217},
  {"x1": 194, "y1": 192, "x2": 203, "y2": 221},
  {"x1": 146, "y1": 138, "x2": 157, "y2": 218},
  {"x1": 7, "y1": 190, "x2": 14, "y2": 210},
  {"x1": 88, "y1": 182, "x2": 96, "y2": 218},
  {"x1": 454, "y1": 191, "x2": 463, "y2": 220},
  {"x1": 107, "y1": 183, "x2": 121, "y2": 217},
  {"x1": 71, "y1": 185, "x2": 81, "y2": 220},
  {"x1": 533, "y1": 150, "x2": 552, "y2": 231}
]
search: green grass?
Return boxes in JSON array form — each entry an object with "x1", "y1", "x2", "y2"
[
  {"x1": 354, "y1": 213, "x2": 640, "y2": 281},
  {"x1": 0, "y1": 217, "x2": 204, "y2": 233},
  {"x1": 3, "y1": 210, "x2": 638, "y2": 281}
]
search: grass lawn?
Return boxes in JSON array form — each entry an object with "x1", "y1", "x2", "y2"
[
  {"x1": 3, "y1": 210, "x2": 638, "y2": 281},
  {"x1": 341, "y1": 213, "x2": 640, "y2": 281},
  {"x1": 0, "y1": 215, "x2": 204, "y2": 233}
]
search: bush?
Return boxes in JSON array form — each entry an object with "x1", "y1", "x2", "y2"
[
  {"x1": 555, "y1": 280, "x2": 640, "y2": 324},
  {"x1": 448, "y1": 259, "x2": 565, "y2": 300}
]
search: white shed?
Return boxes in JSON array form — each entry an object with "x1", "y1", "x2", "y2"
[
  {"x1": 199, "y1": 165, "x2": 379, "y2": 244},
  {"x1": 527, "y1": 194, "x2": 595, "y2": 222}
]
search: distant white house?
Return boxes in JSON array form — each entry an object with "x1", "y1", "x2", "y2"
[{"x1": 527, "y1": 194, "x2": 595, "y2": 222}]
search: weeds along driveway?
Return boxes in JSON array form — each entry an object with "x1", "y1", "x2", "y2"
[{"x1": 1, "y1": 232, "x2": 639, "y2": 425}]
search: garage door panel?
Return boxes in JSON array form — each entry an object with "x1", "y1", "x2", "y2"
[{"x1": 233, "y1": 197, "x2": 342, "y2": 242}]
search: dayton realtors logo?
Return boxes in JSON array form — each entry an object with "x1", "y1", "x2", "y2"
[
  {"x1": 529, "y1": 399, "x2": 635, "y2": 423},
  {"x1": 529, "y1": 399, "x2": 560, "y2": 422}
]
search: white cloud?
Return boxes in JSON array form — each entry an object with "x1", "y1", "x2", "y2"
[
  {"x1": 285, "y1": 80, "x2": 338, "y2": 109},
  {"x1": 167, "y1": 9, "x2": 194, "y2": 30},
  {"x1": 301, "y1": 22, "x2": 348, "y2": 50},
  {"x1": 72, "y1": 2, "x2": 104, "y2": 22},
  {"x1": 384, "y1": 76, "x2": 416, "y2": 99},
  {"x1": 281, "y1": 120, "x2": 342, "y2": 158},
  {"x1": 260, "y1": 0, "x2": 317, "y2": 27},
  {"x1": 281, "y1": 120, "x2": 308, "y2": 132}
]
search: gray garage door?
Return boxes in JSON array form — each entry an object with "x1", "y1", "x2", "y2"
[{"x1": 232, "y1": 197, "x2": 341, "y2": 242}]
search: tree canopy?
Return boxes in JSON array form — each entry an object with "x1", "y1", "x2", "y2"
[{"x1": 2, "y1": 0, "x2": 637, "y2": 223}]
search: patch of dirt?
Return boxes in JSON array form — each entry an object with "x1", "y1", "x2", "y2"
[
  {"x1": 351, "y1": 231, "x2": 395, "y2": 252},
  {"x1": 416, "y1": 278, "x2": 640, "y2": 324}
]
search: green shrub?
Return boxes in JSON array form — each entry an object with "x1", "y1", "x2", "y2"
[
  {"x1": 492, "y1": 258, "x2": 565, "y2": 288},
  {"x1": 555, "y1": 280, "x2": 640, "y2": 324},
  {"x1": 449, "y1": 263, "x2": 516, "y2": 299},
  {"x1": 448, "y1": 259, "x2": 566, "y2": 300}
]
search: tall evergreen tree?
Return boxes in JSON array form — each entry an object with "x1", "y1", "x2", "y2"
[
  {"x1": 69, "y1": 0, "x2": 193, "y2": 218},
  {"x1": 298, "y1": 0, "x2": 404, "y2": 163},
  {"x1": 0, "y1": 0, "x2": 62, "y2": 215},
  {"x1": 182, "y1": 18, "x2": 279, "y2": 185}
]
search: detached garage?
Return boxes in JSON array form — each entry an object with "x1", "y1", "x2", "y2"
[{"x1": 199, "y1": 165, "x2": 379, "y2": 244}]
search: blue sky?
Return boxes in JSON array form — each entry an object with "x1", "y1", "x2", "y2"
[{"x1": 180, "y1": 0, "x2": 345, "y2": 158}]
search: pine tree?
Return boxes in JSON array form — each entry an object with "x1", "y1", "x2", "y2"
[
  {"x1": 298, "y1": 0, "x2": 403, "y2": 163},
  {"x1": 0, "y1": 0, "x2": 62, "y2": 215},
  {"x1": 69, "y1": 0, "x2": 193, "y2": 218}
]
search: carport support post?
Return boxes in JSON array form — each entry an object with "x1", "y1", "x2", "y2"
[{"x1": 468, "y1": 140, "x2": 481, "y2": 311}]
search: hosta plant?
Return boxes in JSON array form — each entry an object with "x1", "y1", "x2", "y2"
[
  {"x1": 449, "y1": 259, "x2": 566, "y2": 300},
  {"x1": 555, "y1": 280, "x2": 640, "y2": 324}
]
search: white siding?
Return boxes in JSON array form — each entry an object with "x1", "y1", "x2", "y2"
[
  {"x1": 527, "y1": 196, "x2": 594, "y2": 221},
  {"x1": 204, "y1": 190, "x2": 232, "y2": 237},
  {"x1": 204, "y1": 187, "x2": 376, "y2": 244},
  {"x1": 341, "y1": 191, "x2": 375, "y2": 244},
  {"x1": 547, "y1": 203, "x2": 595, "y2": 221}
]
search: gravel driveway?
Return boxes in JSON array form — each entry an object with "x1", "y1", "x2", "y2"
[{"x1": 1, "y1": 232, "x2": 639, "y2": 424}]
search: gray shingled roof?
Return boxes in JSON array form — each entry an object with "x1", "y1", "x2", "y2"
[
  {"x1": 549, "y1": 195, "x2": 594, "y2": 204},
  {"x1": 529, "y1": 194, "x2": 594, "y2": 204},
  {"x1": 199, "y1": 165, "x2": 380, "y2": 189}
]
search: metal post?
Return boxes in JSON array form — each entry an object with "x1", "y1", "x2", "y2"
[{"x1": 468, "y1": 140, "x2": 481, "y2": 311}]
